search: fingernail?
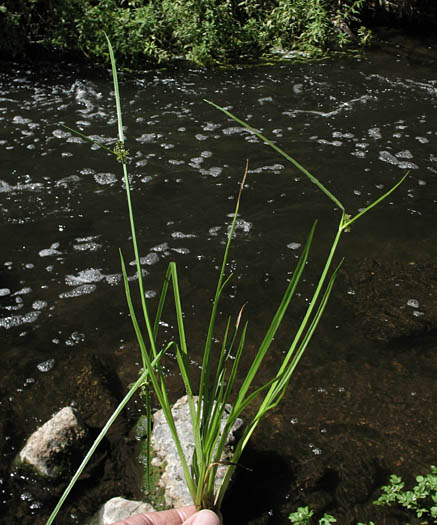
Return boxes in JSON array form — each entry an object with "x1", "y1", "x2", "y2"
[{"x1": 192, "y1": 509, "x2": 221, "y2": 525}]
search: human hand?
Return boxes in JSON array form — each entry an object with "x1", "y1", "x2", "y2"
[{"x1": 111, "y1": 504, "x2": 221, "y2": 525}]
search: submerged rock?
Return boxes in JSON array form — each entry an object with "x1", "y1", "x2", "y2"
[
  {"x1": 17, "y1": 406, "x2": 88, "y2": 479},
  {"x1": 341, "y1": 258, "x2": 437, "y2": 342},
  {"x1": 63, "y1": 354, "x2": 124, "y2": 433},
  {"x1": 90, "y1": 396, "x2": 242, "y2": 523}
]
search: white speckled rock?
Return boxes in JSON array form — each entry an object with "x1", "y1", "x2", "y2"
[
  {"x1": 18, "y1": 406, "x2": 88, "y2": 478},
  {"x1": 151, "y1": 395, "x2": 243, "y2": 508},
  {"x1": 95, "y1": 497, "x2": 155, "y2": 525}
]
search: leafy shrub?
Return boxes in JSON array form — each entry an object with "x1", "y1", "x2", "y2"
[
  {"x1": 374, "y1": 465, "x2": 437, "y2": 523},
  {"x1": 289, "y1": 465, "x2": 437, "y2": 524},
  {"x1": 0, "y1": 0, "x2": 373, "y2": 66},
  {"x1": 0, "y1": 2, "x2": 26, "y2": 57}
]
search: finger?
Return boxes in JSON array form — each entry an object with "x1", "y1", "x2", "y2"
[
  {"x1": 111, "y1": 505, "x2": 197, "y2": 525},
  {"x1": 181, "y1": 510, "x2": 221, "y2": 525}
]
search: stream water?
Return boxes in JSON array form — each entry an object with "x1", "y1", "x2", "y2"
[{"x1": 1, "y1": 32, "x2": 436, "y2": 524}]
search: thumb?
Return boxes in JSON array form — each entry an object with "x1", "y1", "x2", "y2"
[{"x1": 182, "y1": 509, "x2": 221, "y2": 525}]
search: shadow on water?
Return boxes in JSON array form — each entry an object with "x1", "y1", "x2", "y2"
[
  {"x1": 0, "y1": 31, "x2": 437, "y2": 524},
  {"x1": 221, "y1": 446, "x2": 294, "y2": 525}
]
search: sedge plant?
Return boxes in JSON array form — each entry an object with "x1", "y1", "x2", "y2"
[{"x1": 46, "y1": 37, "x2": 406, "y2": 524}]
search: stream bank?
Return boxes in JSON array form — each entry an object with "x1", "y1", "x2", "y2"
[{"x1": 1, "y1": 1, "x2": 436, "y2": 68}]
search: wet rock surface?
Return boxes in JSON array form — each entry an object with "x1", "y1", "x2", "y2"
[
  {"x1": 91, "y1": 497, "x2": 155, "y2": 525},
  {"x1": 62, "y1": 354, "x2": 125, "y2": 434},
  {"x1": 2, "y1": 352, "x2": 145, "y2": 525},
  {"x1": 17, "y1": 406, "x2": 88, "y2": 479},
  {"x1": 150, "y1": 395, "x2": 244, "y2": 508}
]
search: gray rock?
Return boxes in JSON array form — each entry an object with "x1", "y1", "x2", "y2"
[
  {"x1": 92, "y1": 497, "x2": 155, "y2": 525},
  {"x1": 18, "y1": 406, "x2": 88, "y2": 478},
  {"x1": 151, "y1": 395, "x2": 243, "y2": 508}
]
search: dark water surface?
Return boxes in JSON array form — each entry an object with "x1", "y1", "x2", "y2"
[{"x1": 1, "y1": 34, "x2": 437, "y2": 524}]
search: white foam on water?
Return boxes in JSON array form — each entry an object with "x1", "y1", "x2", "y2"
[
  {"x1": 171, "y1": 247, "x2": 190, "y2": 254},
  {"x1": 59, "y1": 284, "x2": 96, "y2": 298},
  {"x1": 0, "y1": 310, "x2": 40, "y2": 329},
  {"x1": 151, "y1": 243, "x2": 169, "y2": 252},
  {"x1": 65, "y1": 268, "x2": 104, "y2": 286},
  {"x1": 0, "y1": 180, "x2": 12, "y2": 192},
  {"x1": 39, "y1": 242, "x2": 61, "y2": 257},
  {"x1": 37, "y1": 358, "x2": 55, "y2": 372},
  {"x1": 407, "y1": 299, "x2": 420, "y2": 309},
  {"x1": 129, "y1": 253, "x2": 159, "y2": 266},
  {"x1": 171, "y1": 231, "x2": 196, "y2": 239},
  {"x1": 73, "y1": 241, "x2": 102, "y2": 252},
  {"x1": 32, "y1": 300, "x2": 47, "y2": 310},
  {"x1": 94, "y1": 172, "x2": 117, "y2": 185}
]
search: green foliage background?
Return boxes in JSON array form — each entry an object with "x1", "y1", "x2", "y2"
[
  {"x1": 0, "y1": 1, "x2": 435, "y2": 66},
  {"x1": 0, "y1": 0, "x2": 368, "y2": 66}
]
